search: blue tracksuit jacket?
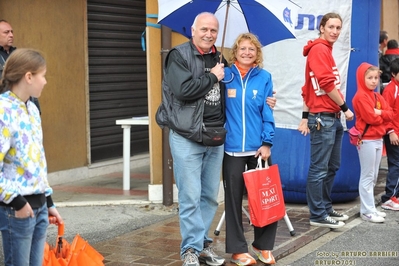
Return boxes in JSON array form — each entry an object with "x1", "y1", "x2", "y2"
[{"x1": 224, "y1": 64, "x2": 275, "y2": 153}]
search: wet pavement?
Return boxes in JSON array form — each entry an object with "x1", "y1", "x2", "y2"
[{"x1": 48, "y1": 158, "x2": 389, "y2": 266}]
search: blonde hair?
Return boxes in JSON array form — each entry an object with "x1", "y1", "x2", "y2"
[
  {"x1": 0, "y1": 48, "x2": 46, "y2": 93},
  {"x1": 228, "y1": 33, "x2": 263, "y2": 68},
  {"x1": 365, "y1": 65, "x2": 380, "y2": 75},
  {"x1": 364, "y1": 66, "x2": 380, "y2": 74}
]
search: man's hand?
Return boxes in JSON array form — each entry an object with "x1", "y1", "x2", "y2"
[
  {"x1": 389, "y1": 132, "x2": 399, "y2": 145},
  {"x1": 344, "y1": 109, "x2": 354, "y2": 121},
  {"x1": 298, "y1": 119, "x2": 310, "y2": 136},
  {"x1": 211, "y1": 63, "x2": 225, "y2": 81}
]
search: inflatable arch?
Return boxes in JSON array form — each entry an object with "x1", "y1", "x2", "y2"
[{"x1": 264, "y1": 0, "x2": 381, "y2": 203}]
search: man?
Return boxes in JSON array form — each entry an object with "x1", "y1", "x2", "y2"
[
  {"x1": 378, "y1": 30, "x2": 389, "y2": 93},
  {"x1": 380, "y1": 39, "x2": 399, "y2": 84},
  {"x1": 156, "y1": 12, "x2": 226, "y2": 266},
  {"x1": 381, "y1": 58, "x2": 399, "y2": 212},
  {"x1": 0, "y1": 20, "x2": 41, "y2": 112},
  {"x1": 297, "y1": 13, "x2": 354, "y2": 229},
  {"x1": 379, "y1": 30, "x2": 389, "y2": 59},
  {"x1": 0, "y1": 20, "x2": 15, "y2": 68}
]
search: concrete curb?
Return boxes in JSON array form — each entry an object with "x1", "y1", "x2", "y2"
[{"x1": 55, "y1": 199, "x2": 152, "y2": 208}]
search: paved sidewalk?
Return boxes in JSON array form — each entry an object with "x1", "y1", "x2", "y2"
[
  {"x1": 51, "y1": 159, "x2": 389, "y2": 265},
  {"x1": 90, "y1": 200, "x2": 367, "y2": 266}
]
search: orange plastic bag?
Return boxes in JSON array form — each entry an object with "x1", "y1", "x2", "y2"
[
  {"x1": 43, "y1": 217, "x2": 104, "y2": 266},
  {"x1": 243, "y1": 158, "x2": 285, "y2": 227}
]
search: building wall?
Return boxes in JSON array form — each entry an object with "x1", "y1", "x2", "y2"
[
  {"x1": 381, "y1": 0, "x2": 399, "y2": 42},
  {"x1": 146, "y1": 0, "x2": 187, "y2": 184},
  {"x1": 0, "y1": 0, "x2": 89, "y2": 172}
]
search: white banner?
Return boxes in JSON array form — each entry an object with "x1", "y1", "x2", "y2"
[{"x1": 262, "y1": 0, "x2": 352, "y2": 129}]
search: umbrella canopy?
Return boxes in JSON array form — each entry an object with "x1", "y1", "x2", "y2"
[
  {"x1": 157, "y1": 0, "x2": 299, "y2": 48},
  {"x1": 43, "y1": 219, "x2": 104, "y2": 266}
]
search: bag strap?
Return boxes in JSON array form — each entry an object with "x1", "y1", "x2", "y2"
[
  {"x1": 257, "y1": 157, "x2": 269, "y2": 170},
  {"x1": 362, "y1": 124, "x2": 370, "y2": 137},
  {"x1": 0, "y1": 55, "x2": 5, "y2": 65},
  {"x1": 362, "y1": 93, "x2": 378, "y2": 137}
]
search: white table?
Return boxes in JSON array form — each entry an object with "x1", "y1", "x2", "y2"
[{"x1": 116, "y1": 117, "x2": 149, "y2": 190}]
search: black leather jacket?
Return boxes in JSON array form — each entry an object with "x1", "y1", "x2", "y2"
[
  {"x1": 156, "y1": 41, "x2": 225, "y2": 142},
  {"x1": 380, "y1": 50, "x2": 399, "y2": 83}
]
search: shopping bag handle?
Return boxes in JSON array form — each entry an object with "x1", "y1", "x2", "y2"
[{"x1": 257, "y1": 156, "x2": 269, "y2": 170}]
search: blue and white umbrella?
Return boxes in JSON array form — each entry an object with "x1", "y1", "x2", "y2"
[{"x1": 157, "y1": 0, "x2": 299, "y2": 48}]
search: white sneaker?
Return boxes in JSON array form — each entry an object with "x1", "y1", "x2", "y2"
[
  {"x1": 361, "y1": 213, "x2": 385, "y2": 223},
  {"x1": 381, "y1": 198, "x2": 399, "y2": 211},
  {"x1": 376, "y1": 211, "x2": 386, "y2": 218},
  {"x1": 199, "y1": 245, "x2": 225, "y2": 266}
]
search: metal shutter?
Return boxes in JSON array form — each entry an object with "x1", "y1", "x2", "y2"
[{"x1": 87, "y1": 0, "x2": 148, "y2": 162}]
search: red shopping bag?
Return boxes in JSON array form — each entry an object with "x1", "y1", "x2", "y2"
[{"x1": 243, "y1": 158, "x2": 285, "y2": 227}]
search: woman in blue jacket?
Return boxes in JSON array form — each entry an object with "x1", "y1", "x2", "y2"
[{"x1": 223, "y1": 33, "x2": 276, "y2": 265}]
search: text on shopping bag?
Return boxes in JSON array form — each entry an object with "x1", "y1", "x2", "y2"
[{"x1": 260, "y1": 184, "x2": 281, "y2": 207}]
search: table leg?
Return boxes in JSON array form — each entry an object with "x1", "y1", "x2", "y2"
[{"x1": 122, "y1": 125, "x2": 131, "y2": 190}]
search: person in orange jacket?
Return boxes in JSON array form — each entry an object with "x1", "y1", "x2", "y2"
[{"x1": 352, "y1": 62, "x2": 393, "y2": 223}]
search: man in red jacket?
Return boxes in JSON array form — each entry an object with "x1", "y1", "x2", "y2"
[
  {"x1": 297, "y1": 12, "x2": 354, "y2": 229},
  {"x1": 381, "y1": 58, "x2": 399, "y2": 211}
]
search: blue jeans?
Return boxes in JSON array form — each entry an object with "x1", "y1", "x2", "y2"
[
  {"x1": 306, "y1": 114, "x2": 343, "y2": 221},
  {"x1": 382, "y1": 134, "x2": 399, "y2": 203},
  {"x1": 0, "y1": 202, "x2": 49, "y2": 266},
  {"x1": 169, "y1": 130, "x2": 224, "y2": 256}
]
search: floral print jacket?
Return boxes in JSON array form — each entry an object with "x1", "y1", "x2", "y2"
[{"x1": 0, "y1": 91, "x2": 52, "y2": 204}]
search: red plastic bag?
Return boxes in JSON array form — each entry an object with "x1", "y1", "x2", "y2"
[{"x1": 243, "y1": 158, "x2": 285, "y2": 227}]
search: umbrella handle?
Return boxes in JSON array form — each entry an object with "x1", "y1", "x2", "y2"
[
  {"x1": 49, "y1": 215, "x2": 65, "y2": 236},
  {"x1": 58, "y1": 223, "x2": 65, "y2": 236}
]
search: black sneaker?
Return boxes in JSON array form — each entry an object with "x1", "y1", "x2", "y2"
[
  {"x1": 328, "y1": 210, "x2": 349, "y2": 221},
  {"x1": 182, "y1": 248, "x2": 199, "y2": 266},
  {"x1": 310, "y1": 216, "x2": 345, "y2": 229},
  {"x1": 199, "y1": 245, "x2": 225, "y2": 266}
]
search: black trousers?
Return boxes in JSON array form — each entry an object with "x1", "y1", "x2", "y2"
[{"x1": 223, "y1": 154, "x2": 278, "y2": 254}]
